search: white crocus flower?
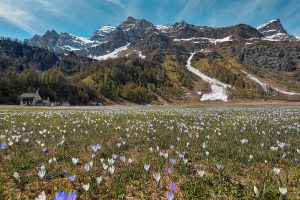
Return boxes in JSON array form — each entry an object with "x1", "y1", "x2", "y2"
[
  {"x1": 35, "y1": 191, "x2": 46, "y2": 200},
  {"x1": 279, "y1": 187, "x2": 287, "y2": 195},
  {"x1": 153, "y1": 172, "x2": 161, "y2": 183},
  {"x1": 144, "y1": 164, "x2": 150, "y2": 171},
  {"x1": 197, "y1": 170, "x2": 205, "y2": 177}
]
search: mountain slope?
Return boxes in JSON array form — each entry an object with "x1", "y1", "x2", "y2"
[{"x1": 1, "y1": 17, "x2": 300, "y2": 105}]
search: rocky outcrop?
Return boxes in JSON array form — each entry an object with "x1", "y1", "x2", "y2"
[{"x1": 228, "y1": 44, "x2": 300, "y2": 71}]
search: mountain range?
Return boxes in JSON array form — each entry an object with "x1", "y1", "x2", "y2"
[
  {"x1": 25, "y1": 17, "x2": 299, "y2": 59},
  {"x1": 1, "y1": 17, "x2": 300, "y2": 105}
]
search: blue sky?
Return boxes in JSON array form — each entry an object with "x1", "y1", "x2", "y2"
[{"x1": 1, "y1": 0, "x2": 300, "y2": 40}]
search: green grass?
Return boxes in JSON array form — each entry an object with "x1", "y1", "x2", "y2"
[{"x1": 0, "y1": 105, "x2": 299, "y2": 199}]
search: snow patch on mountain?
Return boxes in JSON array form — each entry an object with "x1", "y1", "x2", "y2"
[
  {"x1": 174, "y1": 36, "x2": 232, "y2": 44},
  {"x1": 241, "y1": 70, "x2": 268, "y2": 92},
  {"x1": 134, "y1": 50, "x2": 146, "y2": 59},
  {"x1": 155, "y1": 25, "x2": 173, "y2": 33},
  {"x1": 97, "y1": 26, "x2": 115, "y2": 33},
  {"x1": 92, "y1": 44, "x2": 130, "y2": 60},
  {"x1": 241, "y1": 70, "x2": 300, "y2": 96},
  {"x1": 186, "y1": 52, "x2": 230, "y2": 101},
  {"x1": 256, "y1": 19, "x2": 278, "y2": 30},
  {"x1": 63, "y1": 45, "x2": 81, "y2": 51}
]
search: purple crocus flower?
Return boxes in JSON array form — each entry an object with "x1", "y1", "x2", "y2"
[
  {"x1": 91, "y1": 153, "x2": 96, "y2": 159},
  {"x1": 53, "y1": 190, "x2": 66, "y2": 200},
  {"x1": 166, "y1": 167, "x2": 172, "y2": 174},
  {"x1": 41, "y1": 147, "x2": 46, "y2": 153},
  {"x1": 91, "y1": 145, "x2": 98, "y2": 153},
  {"x1": 69, "y1": 175, "x2": 76, "y2": 182},
  {"x1": 170, "y1": 158, "x2": 176, "y2": 165},
  {"x1": 170, "y1": 182, "x2": 176, "y2": 193},
  {"x1": 170, "y1": 145, "x2": 174, "y2": 149},
  {"x1": 0, "y1": 142, "x2": 6, "y2": 150},
  {"x1": 54, "y1": 190, "x2": 76, "y2": 200},
  {"x1": 63, "y1": 169, "x2": 68, "y2": 175}
]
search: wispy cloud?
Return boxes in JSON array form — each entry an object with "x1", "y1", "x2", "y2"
[{"x1": 0, "y1": 1, "x2": 37, "y2": 33}]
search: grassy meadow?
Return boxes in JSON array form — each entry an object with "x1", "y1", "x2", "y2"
[{"x1": 0, "y1": 105, "x2": 299, "y2": 199}]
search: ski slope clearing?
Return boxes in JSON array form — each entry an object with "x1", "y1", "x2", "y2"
[{"x1": 186, "y1": 52, "x2": 230, "y2": 101}]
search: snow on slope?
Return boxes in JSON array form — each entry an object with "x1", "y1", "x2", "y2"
[
  {"x1": 186, "y1": 52, "x2": 230, "y2": 101},
  {"x1": 256, "y1": 19, "x2": 278, "y2": 30},
  {"x1": 174, "y1": 36, "x2": 232, "y2": 44},
  {"x1": 241, "y1": 70, "x2": 268, "y2": 92},
  {"x1": 241, "y1": 70, "x2": 300, "y2": 96},
  {"x1": 98, "y1": 26, "x2": 116, "y2": 33},
  {"x1": 134, "y1": 50, "x2": 146, "y2": 59},
  {"x1": 92, "y1": 44, "x2": 130, "y2": 60},
  {"x1": 155, "y1": 25, "x2": 172, "y2": 33}
]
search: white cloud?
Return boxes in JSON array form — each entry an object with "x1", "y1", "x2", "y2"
[{"x1": 0, "y1": 1, "x2": 37, "y2": 33}]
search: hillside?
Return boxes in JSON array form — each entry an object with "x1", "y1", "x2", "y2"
[{"x1": 1, "y1": 17, "x2": 300, "y2": 105}]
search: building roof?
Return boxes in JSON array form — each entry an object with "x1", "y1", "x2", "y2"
[{"x1": 20, "y1": 92, "x2": 42, "y2": 100}]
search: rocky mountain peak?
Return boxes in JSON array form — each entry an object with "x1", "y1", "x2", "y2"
[
  {"x1": 174, "y1": 21, "x2": 191, "y2": 29},
  {"x1": 257, "y1": 18, "x2": 290, "y2": 40}
]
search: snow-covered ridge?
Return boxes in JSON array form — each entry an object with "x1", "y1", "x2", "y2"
[
  {"x1": 263, "y1": 33, "x2": 290, "y2": 41},
  {"x1": 97, "y1": 26, "x2": 116, "y2": 33},
  {"x1": 155, "y1": 25, "x2": 173, "y2": 33},
  {"x1": 241, "y1": 70, "x2": 300, "y2": 96},
  {"x1": 174, "y1": 36, "x2": 232, "y2": 44},
  {"x1": 257, "y1": 19, "x2": 278, "y2": 30},
  {"x1": 186, "y1": 52, "x2": 230, "y2": 101},
  {"x1": 92, "y1": 44, "x2": 130, "y2": 61},
  {"x1": 62, "y1": 33, "x2": 97, "y2": 44}
]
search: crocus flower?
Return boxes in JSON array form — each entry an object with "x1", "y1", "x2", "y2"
[
  {"x1": 0, "y1": 142, "x2": 6, "y2": 150},
  {"x1": 13, "y1": 172, "x2": 20, "y2": 180},
  {"x1": 273, "y1": 167, "x2": 280, "y2": 175},
  {"x1": 166, "y1": 192, "x2": 174, "y2": 200},
  {"x1": 35, "y1": 191, "x2": 46, "y2": 200},
  {"x1": 82, "y1": 183, "x2": 90, "y2": 192},
  {"x1": 41, "y1": 147, "x2": 46, "y2": 153},
  {"x1": 279, "y1": 187, "x2": 287, "y2": 195},
  {"x1": 170, "y1": 182, "x2": 176, "y2": 193},
  {"x1": 69, "y1": 175, "x2": 76, "y2": 183},
  {"x1": 170, "y1": 158, "x2": 176, "y2": 165},
  {"x1": 197, "y1": 170, "x2": 205, "y2": 177},
  {"x1": 108, "y1": 166, "x2": 115, "y2": 175},
  {"x1": 240, "y1": 138, "x2": 248, "y2": 145},
  {"x1": 53, "y1": 190, "x2": 76, "y2": 200},
  {"x1": 96, "y1": 176, "x2": 102, "y2": 185},
  {"x1": 38, "y1": 166, "x2": 46, "y2": 179},
  {"x1": 84, "y1": 164, "x2": 90, "y2": 172},
  {"x1": 166, "y1": 167, "x2": 172, "y2": 174},
  {"x1": 253, "y1": 186, "x2": 259, "y2": 198},
  {"x1": 153, "y1": 172, "x2": 161, "y2": 183},
  {"x1": 72, "y1": 158, "x2": 79, "y2": 165},
  {"x1": 144, "y1": 164, "x2": 150, "y2": 171}
]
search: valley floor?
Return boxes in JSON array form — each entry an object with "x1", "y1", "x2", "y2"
[{"x1": 0, "y1": 105, "x2": 299, "y2": 199}]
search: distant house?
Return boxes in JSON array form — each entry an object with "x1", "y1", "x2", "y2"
[
  {"x1": 20, "y1": 91, "x2": 42, "y2": 106},
  {"x1": 20, "y1": 91, "x2": 51, "y2": 106}
]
